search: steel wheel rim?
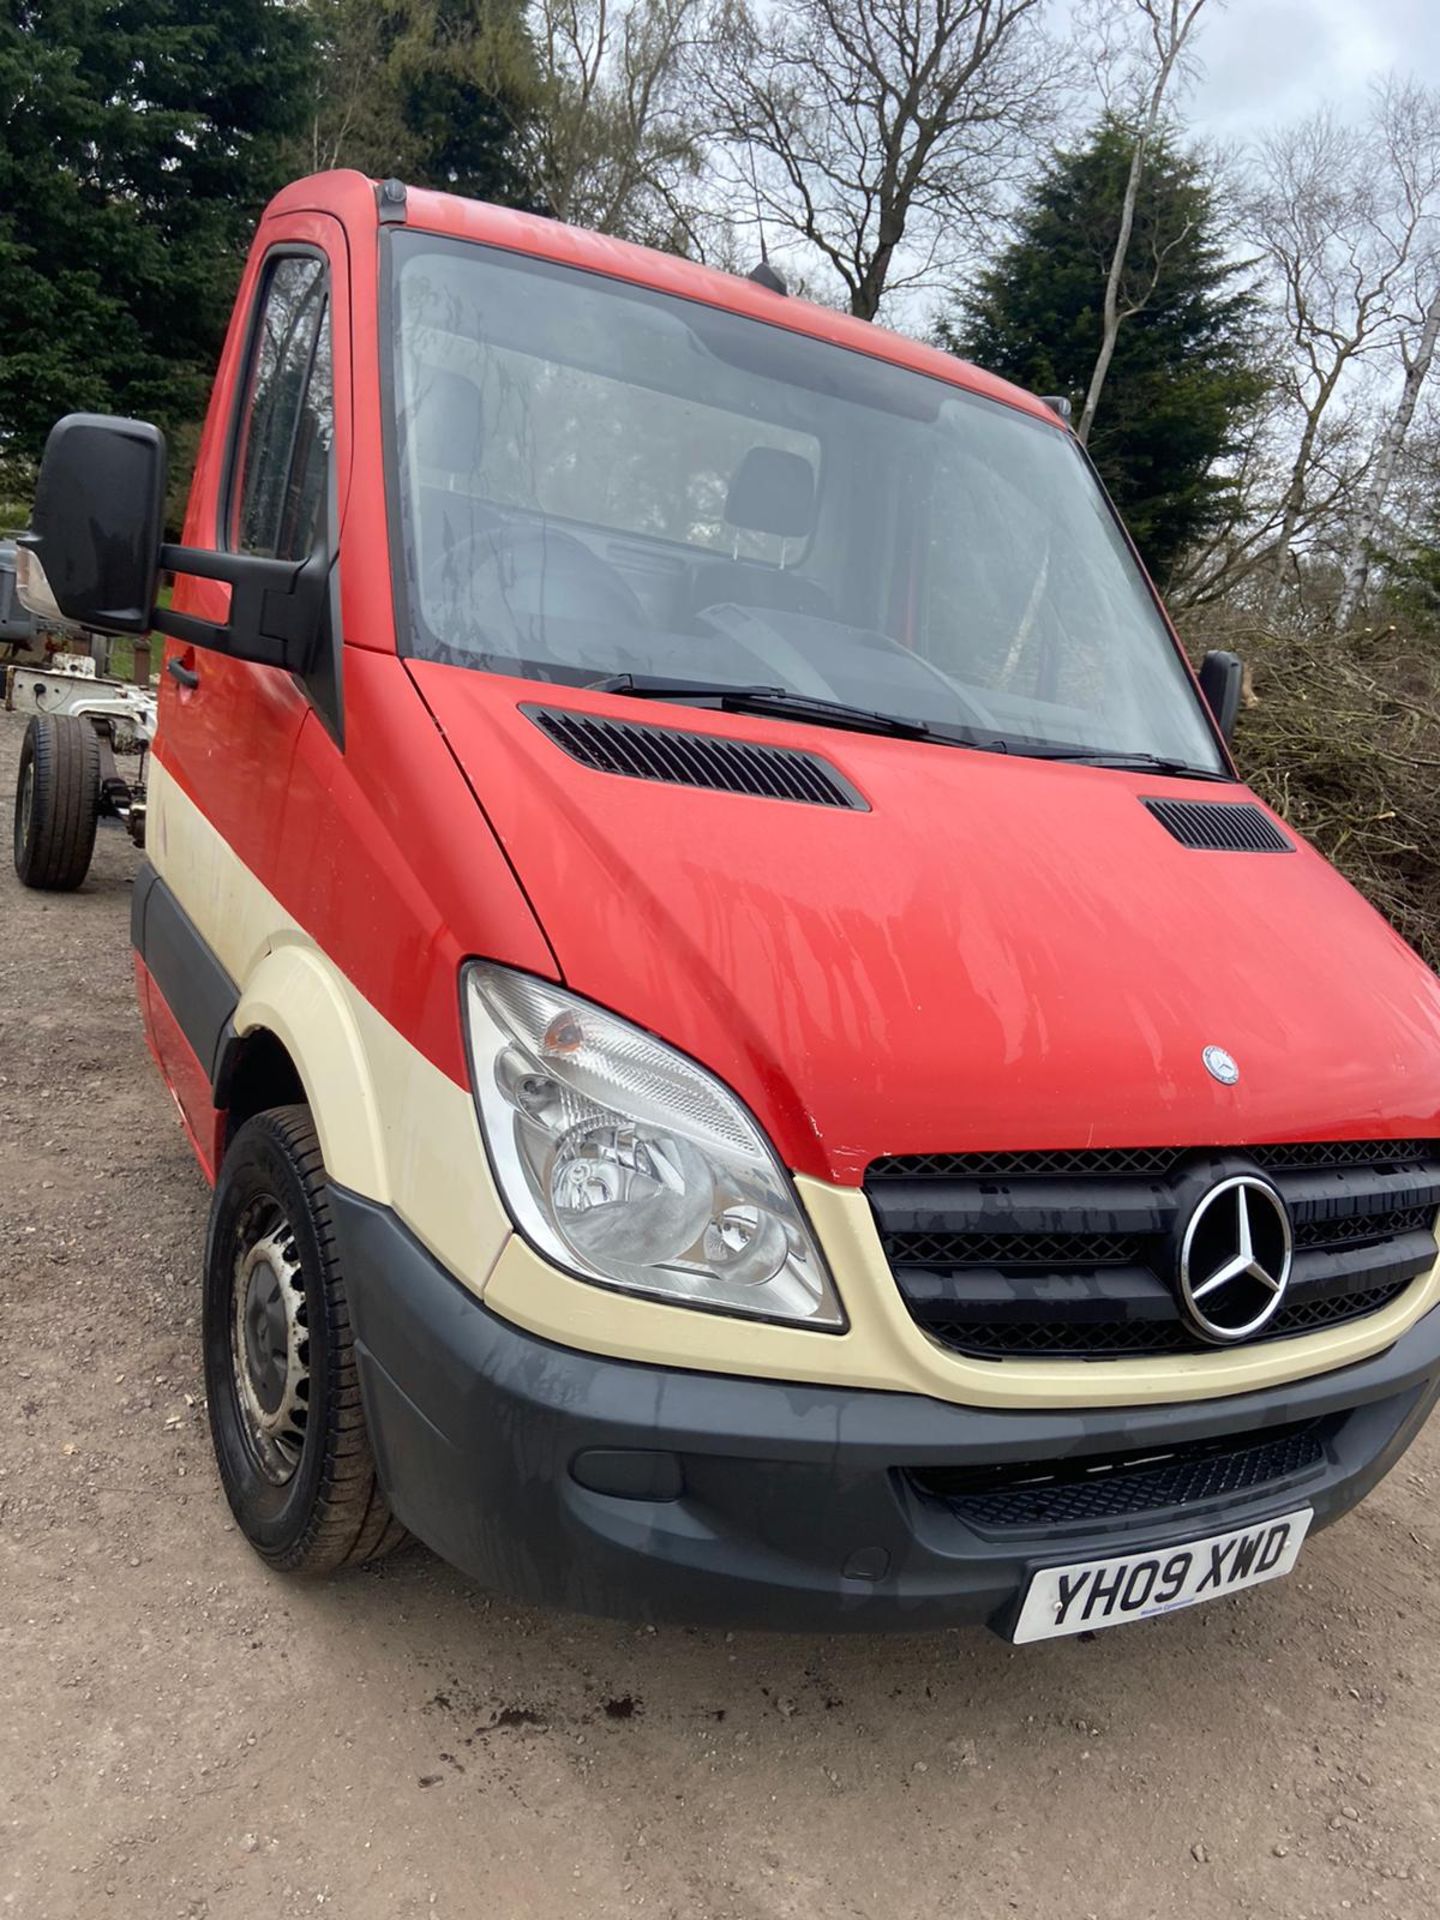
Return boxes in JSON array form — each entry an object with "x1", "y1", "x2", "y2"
[{"x1": 229, "y1": 1196, "x2": 310, "y2": 1484}]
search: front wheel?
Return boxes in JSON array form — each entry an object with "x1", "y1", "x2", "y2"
[
  {"x1": 202, "y1": 1105, "x2": 408, "y2": 1573},
  {"x1": 13, "y1": 712, "x2": 100, "y2": 889}
]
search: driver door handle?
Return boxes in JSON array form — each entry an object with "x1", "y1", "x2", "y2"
[{"x1": 167, "y1": 658, "x2": 200, "y2": 689}]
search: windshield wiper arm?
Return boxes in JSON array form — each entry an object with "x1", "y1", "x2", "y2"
[
  {"x1": 589, "y1": 681, "x2": 1224, "y2": 772},
  {"x1": 590, "y1": 672, "x2": 787, "y2": 701},
  {"x1": 1007, "y1": 745, "x2": 1231, "y2": 781},
  {"x1": 589, "y1": 672, "x2": 943, "y2": 742}
]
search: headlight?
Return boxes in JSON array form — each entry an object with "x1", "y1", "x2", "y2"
[{"x1": 462, "y1": 963, "x2": 844, "y2": 1328}]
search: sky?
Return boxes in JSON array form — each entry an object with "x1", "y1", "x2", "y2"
[
  {"x1": 1181, "y1": 0, "x2": 1439, "y2": 137},
  {"x1": 764, "y1": 0, "x2": 1440, "y2": 326}
]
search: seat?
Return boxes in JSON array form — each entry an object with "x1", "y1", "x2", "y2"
[
  {"x1": 687, "y1": 445, "x2": 834, "y2": 623},
  {"x1": 401, "y1": 366, "x2": 501, "y2": 571}
]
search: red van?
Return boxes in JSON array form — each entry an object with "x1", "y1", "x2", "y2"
[{"x1": 16, "y1": 171, "x2": 1440, "y2": 1639}]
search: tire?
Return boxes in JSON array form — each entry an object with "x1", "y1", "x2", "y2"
[
  {"x1": 13, "y1": 713, "x2": 100, "y2": 890},
  {"x1": 202, "y1": 1105, "x2": 409, "y2": 1574}
]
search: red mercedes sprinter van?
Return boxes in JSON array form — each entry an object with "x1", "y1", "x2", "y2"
[{"x1": 17, "y1": 171, "x2": 1440, "y2": 1640}]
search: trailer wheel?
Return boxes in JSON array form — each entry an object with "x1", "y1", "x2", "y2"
[
  {"x1": 13, "y1": 713, "x2": 101, "y2": 890},
  {"x1": 203, "y1": 1105, "x2": 410, "y2": 1574}
]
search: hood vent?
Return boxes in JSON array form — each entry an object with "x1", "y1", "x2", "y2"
[
  {"x1": 1143, "y1": 797, "x2": 1294, "y2": 853},
  {"x1": 526, "y1": 706, "x2": 866, "y2": 809}
]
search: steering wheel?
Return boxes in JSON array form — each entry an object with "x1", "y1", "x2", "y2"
[
  {"x1": 696, "y1": 602, "x2": 1001, "y2": 733},
  {"x1": 423, "y1": 520, "x2": 648, "y2": 657}
]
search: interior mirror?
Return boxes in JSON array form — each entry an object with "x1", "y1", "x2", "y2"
[
  {"x1": 1198, "y1": 649, "x2": 1243, "y2": 745},
  {"x1": 18, "y1": 414, "x2": 166, "y2": 633}
]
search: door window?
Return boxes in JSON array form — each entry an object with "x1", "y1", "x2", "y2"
[{"x1": 231, "y1": 254, "x2": 333, "y2": 558}]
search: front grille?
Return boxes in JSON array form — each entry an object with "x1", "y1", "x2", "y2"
[
  {"x1": 889, "y1": 1230, "x2": 1139, "y2": 1268},
  {"x1": 1294, "y1": 1204, "x2": 1433, "y2": 1249},
  {"x1": 866, "y1": 1140, "x2": 1440, "y2": 1362},
  {"x1": 873, "y1": 1139, "x2": 1439, "y2": 1181},
  {"x1": 909, "y1": 1421, "x2": 1326, "y2": 1530},
  {"x1": 939, "y1": 1284, "x2": 1411, "y2": 1358}
]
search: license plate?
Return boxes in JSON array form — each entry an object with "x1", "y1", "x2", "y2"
[{"x1": 1012, "y1": 1508, "x2": 1313, "y2": 1644}]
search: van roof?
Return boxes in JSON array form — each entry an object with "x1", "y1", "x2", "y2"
[{"x1": 266, "y1": 169, "x2": 1062, "y2": 431}]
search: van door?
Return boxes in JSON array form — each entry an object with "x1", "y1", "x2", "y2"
[{"x1": 147, "y1": 217, "x2": 351, "y2": 1148}]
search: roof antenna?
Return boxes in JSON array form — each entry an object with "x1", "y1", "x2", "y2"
[{"x1": 744, "y1": 151, "x2": 787, "y2": 295}]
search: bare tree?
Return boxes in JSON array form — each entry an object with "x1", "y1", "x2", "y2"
[
  {"x1": 1074, "y1": 0, "x2": 1213, "y2": 446},
  {"x1": 527, "y1": 0, "x2": 707, "y2": 247},
  {"x1": 1171, "y1": 389, "x2": 1370, "y2": 611},
  {"x1": 1333, "y1": 286, "x2": 1440, "y2": 626},
  {"x1": 1333, "y1": 80, "x2": 1440, "y2": 629},
  {"x1": 1249, "y1": 97, "x2": 1440, "y2": 622},
  {"x1": 697, "y1": 0, "x2": 1059, "y2": 322},
  {"x1": 1357, "y1": 398, "x2": 1440, "y2": 615}
]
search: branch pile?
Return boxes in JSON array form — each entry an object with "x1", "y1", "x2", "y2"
[{"x1": 1201, "y1": 620, "x2": 1440, "y2": 968}]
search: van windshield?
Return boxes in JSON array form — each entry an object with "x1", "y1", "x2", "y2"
[{"x1": 388, "y1": 231, "x2": 1226, "y2": 773}]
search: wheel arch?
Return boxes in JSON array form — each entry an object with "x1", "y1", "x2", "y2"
[{"x1": 221, "y1": 945, "x2": 390, "y2": 1203}]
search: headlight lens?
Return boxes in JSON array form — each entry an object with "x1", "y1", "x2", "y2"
[{"x1": 463, "y1": 963, "x2": 844, "y2": 1327}]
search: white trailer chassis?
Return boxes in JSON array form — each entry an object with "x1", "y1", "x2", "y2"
[{"x1": 6, "y1": 658, "x2": 156, "y2": 855}]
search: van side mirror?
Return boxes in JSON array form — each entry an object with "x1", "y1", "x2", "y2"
[
  {"x1": 1198, "y1": 649, "x2": 1243, "y2": 745},
  {"x1": 18, "y1": 411, "x2": 325, "y2": 674},
  {"x1": 18, "y1": 415, "x2": 166, "y2": 632}
]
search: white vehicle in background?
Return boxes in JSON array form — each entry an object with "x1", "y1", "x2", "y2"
[
  {"x1": 1, "y1": 535, "x2": 47, "y2": 666},
  {"x1": 3, "y1": 538, "x2": 155, "y2": 889}
]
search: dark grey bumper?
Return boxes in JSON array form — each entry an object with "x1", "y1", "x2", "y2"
[{"x1": 330, "y1": 1186, "x2": 1440, "y2": 1633}]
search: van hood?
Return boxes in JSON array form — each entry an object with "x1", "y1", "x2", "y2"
[{"x1": 412, "y1": 665, "x2": 1440, "y2": 1185}]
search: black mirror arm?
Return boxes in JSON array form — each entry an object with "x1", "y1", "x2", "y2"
[{"x1": 152, "y1": 544, "x2": 328, "y2": 673}]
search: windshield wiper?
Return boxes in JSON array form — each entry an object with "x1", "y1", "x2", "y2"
[
  {"x1": 1010, "y1": 745, "x2": 1232, "y2": 781},
  {"x1": 589, "y1": 672, "x2": 948, "y2": 742},
  {"x1": 588, "y1": 677, "x2": 1222, "y2": 773}
]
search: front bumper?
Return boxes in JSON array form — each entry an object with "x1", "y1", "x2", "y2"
[{"x1": 331, "y1": 1187, "x2": 1440, "y2": 1633}]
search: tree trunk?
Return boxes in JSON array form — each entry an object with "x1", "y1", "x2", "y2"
[
  {"x1": 1259, "y1": 352, "x2": 1354, "y2": 625},
  {"x1": 1077, "y1": 124, "x2": 1151, "y2": 446},
  {"x1": 1076, "y1": 2, "x2": 1207, "y2": 448},
  {"x1": 1334, "y1": 281, "x2": 1440, "y2": 630},
  {"x1": 1260, "y1": 428, "x2": 1320, "y2": 626},
  {"x1": 851, "y1": 224, "x2": 902, "y2": 321}
]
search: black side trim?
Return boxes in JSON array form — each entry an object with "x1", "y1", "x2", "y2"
[
  {"x1": 130, "y1": 857, "x2": 159, "y2": 956},
  {"x1": 212, "y1": 1018, "x2": 243, "y2": 1108},
  {"x1": 133, "y1": 862, "x2": 239, "y2": 1084}
]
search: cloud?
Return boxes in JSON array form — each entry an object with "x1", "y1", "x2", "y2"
[{"x1": 1188, "y1": 0, "x2": 1440, "y2": 136}]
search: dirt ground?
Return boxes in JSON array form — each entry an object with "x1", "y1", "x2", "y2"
[{"x1": 4, "y1": 704, "x2": 1440, "y2": 1920}]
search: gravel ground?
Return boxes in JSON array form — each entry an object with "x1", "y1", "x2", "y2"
[{"x1": 4, "y1": 702, "x2": 1440, "y2": 1920}]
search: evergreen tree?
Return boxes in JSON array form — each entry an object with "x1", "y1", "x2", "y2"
[
  {"x1": 0, "y1": 1, "x2": 315, "y2": 495},
  {"x1": 944, "y1": 117, "x2": 1266, "y2": 584},
  {"x1": 303, "y1": 0, "x2": 540, "y2": 208}
]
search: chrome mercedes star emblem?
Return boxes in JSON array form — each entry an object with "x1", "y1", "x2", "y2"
[
  {"x1": 1178, "y1": 1175, "x2": 1293, "y2": 1343},
  {"x1": 1203, "y1": 1045, "x2": 1240, "y2": 1085}
]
